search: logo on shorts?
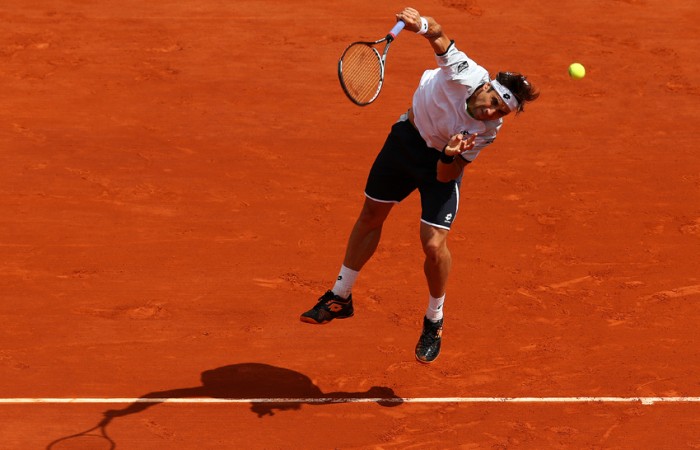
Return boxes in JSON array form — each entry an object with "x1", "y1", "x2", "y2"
[{"x1": 445, "y1": 213, "x2": 453, "y2": 223}]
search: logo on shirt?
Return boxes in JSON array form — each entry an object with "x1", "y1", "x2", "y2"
[{"x1": 456, "y1": 61, "x2": 469, "y2": 73}]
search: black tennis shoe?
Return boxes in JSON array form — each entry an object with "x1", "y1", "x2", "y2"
[
  {"x1": 300, "y1": 290, "x2": 354, "y2": 324},
  {"x1": 415, "y1": 316, "x2": 443, "y2": 363}
]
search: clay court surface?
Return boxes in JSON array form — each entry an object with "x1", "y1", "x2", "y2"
[{"x1": 1, "y1": 0, "x2": 699, "y2": 448}]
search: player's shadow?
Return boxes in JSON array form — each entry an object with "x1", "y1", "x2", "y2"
[
  {"x1": 47, "y1": 362, "x2": 402, "y2": 449},
  {"x1": 104, "y1": 362, "x2": 403, "y2": 419}
]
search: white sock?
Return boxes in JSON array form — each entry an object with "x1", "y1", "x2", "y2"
[
  {"x1": 331, "y1": 265, "x2": 359, "y2": 300},
  {"x1": 426, "y1": 294, "x2": 445, "y2": 322}
]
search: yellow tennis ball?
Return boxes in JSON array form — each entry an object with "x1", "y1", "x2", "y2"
[{"x1": 568, "y1": 63, "x2": 586, "y2": 80}]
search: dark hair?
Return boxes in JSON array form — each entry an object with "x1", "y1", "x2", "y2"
[{"x1": 495, "y1": 72, "x2": 540, "y2": 114}]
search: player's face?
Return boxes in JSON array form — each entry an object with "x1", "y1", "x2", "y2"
[{"x1": 467, "y1": 84, "x2": 511, "y2": 121}]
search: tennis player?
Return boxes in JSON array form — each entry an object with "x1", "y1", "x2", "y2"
[{"x1": 301, "y1": 7, "x2": 540, "y2": 363}]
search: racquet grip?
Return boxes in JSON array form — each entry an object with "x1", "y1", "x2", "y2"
[{"x1": 387, "y1": 21, "x2": 405, "y2": 41}]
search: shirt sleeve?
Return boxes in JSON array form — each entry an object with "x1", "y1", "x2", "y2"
[{"x1": 435, "y1": 41, "x2": 490, "y2": 92}]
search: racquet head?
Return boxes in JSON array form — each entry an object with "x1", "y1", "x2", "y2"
[{"x1": 338, "y1": 42, "x2": 384, "y2": 106}]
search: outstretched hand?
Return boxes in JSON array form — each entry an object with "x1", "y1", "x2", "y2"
[
  {"x1": 396, "y1": 6, "x2": 451, "y2": 53},
  {"x1": 444, "y1": 133, "x2": 478, "y2": 158},
  {"x1": 395, "y1": 7, "x2": 422, "y2": 32}
]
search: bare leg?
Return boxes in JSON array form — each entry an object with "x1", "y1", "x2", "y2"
[
  {"x1": 343, "y1": 197, "x2": 394, "y2": 271},
  {"x1": 419, "y1": 222, "x2": 451, "y2": 298},
  {"x1": 300, "y1": 197, "x2": 394, "y2": 324}
]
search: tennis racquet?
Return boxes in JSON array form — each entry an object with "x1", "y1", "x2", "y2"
[{"x1": 338, "y1": 20, "x2": 405, "y2": 106}]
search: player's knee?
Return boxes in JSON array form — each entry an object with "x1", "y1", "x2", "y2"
[
  {"x1": 422, "y1": 238, "x2": 448, "y2": 263},
  {"x1": 357, "y1": 201, "x2": 391, "y2": 228}
]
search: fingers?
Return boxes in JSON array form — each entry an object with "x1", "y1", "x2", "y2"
[
  {"x1": 398, "y1": 7, "x2": 420, "y2": 17},
  {"x1": 448, "y1": 134, "x2": 462, "y2": 146},
  {"x1": 396, "y1": 7, "x2": 421, "y2": 31},
  {"x1": 445, "y1": 133, "x2": 477, "y2": 156},
  {"x1": 461, "y1": 133, "x2": 477, "y2": 150}
]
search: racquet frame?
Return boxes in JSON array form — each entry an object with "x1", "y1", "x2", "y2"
[{"x1": 337, "y1": 21, "x2": 405, "y2": 106}]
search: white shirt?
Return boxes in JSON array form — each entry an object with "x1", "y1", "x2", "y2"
[{"x1": 410, "y1": 42, "x2": 502, "y2": 161}]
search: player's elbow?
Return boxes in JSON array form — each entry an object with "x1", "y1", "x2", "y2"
[
  {"x1": 436, "y1": 161, "x2": 462, "y2": 183},
  {"x1": 436, "y1": 167, "x2": 456, "y2": 183},
  {"x1": 436, "y1": 172, "x2": 453, "y2": 183}
]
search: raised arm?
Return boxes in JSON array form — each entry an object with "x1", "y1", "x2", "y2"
[{"x1": 395, "y1": 7, "x2": 452, "y2": 55}]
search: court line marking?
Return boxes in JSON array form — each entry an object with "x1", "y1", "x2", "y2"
[{"x1": 1, "y1": 397, "x2": 700, "y2": 406}]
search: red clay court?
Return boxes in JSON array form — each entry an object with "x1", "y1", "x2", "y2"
[{"x1": 1, "y1": 0, "x2": 699, "y2": 448}]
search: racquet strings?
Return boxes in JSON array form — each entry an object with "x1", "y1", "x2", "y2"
[{"x1": 340, "y1": 43, "x2": 382, "y2": 104}]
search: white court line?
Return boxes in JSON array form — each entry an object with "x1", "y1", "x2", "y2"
[{"x1": 1, "y1": 397, "x2": 700, "y2": 406}]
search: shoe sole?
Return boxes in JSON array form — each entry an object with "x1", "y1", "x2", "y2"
[
  {"x1": 415, "y1": 353, "x2": 439, "y2": 364},
  {"x1": 299, "y1": 313, "x2": 354, "y2": 325}
]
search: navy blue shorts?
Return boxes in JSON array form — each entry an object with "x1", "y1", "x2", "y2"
[{"x1": 364, "y1": 119, "x2": 464, "y2": 230}]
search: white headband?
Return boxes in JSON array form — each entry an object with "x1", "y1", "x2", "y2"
[{"x1": 490, "y1": 79, "x2": 519, "y2": 112}]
